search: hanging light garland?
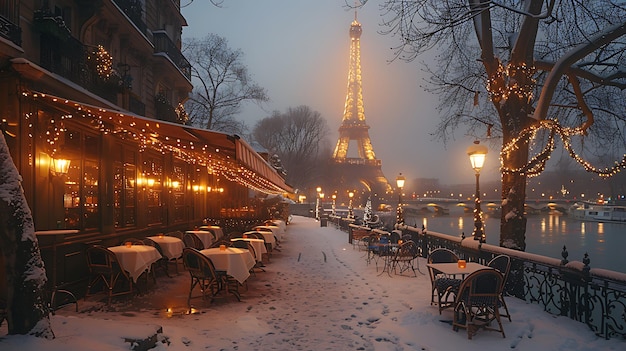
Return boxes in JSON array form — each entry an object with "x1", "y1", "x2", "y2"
[
  {"x1": 500, "y1": 119, "x2": 626, "y2": 178},
  {"x1": 25, "y1": 91, "x2": 287, "y2": 194}
]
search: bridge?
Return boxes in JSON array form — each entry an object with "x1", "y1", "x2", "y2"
[{"x1": 403, "y1": 198, "x2": 577, "y2": 215}]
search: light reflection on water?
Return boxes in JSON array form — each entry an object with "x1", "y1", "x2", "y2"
[{"x1": 406, "y1": 208, "x2": 625, "y2": 273}]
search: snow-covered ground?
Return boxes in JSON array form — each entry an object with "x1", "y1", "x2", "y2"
[{"x1": 1, "y1": 215, "x2": 623, "y2": 350}]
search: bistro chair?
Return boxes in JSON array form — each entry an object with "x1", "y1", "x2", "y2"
[
  {"x1": 428, "y1": 248, "x2": 460, "y2": 313},
  {"x1": 452, "y1": 268, "x2": 506, "y2": 339},
  {"x1": 183, "y1": 232, "x2": 204, "y2": 250},
  {"x1": 182, "y1": 248, "x2": 220, "y2": 309},
  {"x1": 391, "y1": 240, "x2": 423, "y2": 276},
  {"x1": 390, "y1": 230, "x2": 401, "y2": 244},
  {"x1": 85, "y1": 245, "x2": 133, "y2": 304},
  {"x1": 487, "y1": 254, "x2": 512, "y2": 321},
  {"x1": 143, "y1": 237, "x2": 175, "y2": 277}
]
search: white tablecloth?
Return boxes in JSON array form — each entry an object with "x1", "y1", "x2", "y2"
[
  {"x1": 231, "y1": 237, "x2": 267, "y2": 262},
  {"x1": 146, "y1": 236, "x2": 183, "y2": 259},
  {"x1": 108, "y1": 245, "x2": 161, "y2": 282},
  {"x1": 186, "y1": 230, "x2": 214, "y2": 248},
  {"x1": 244, "y1": 230, "x2": 276, "y2": 246},
  {"x1": 199, "y1": 225, "x2": 224, "y2": 239},
  {"x1": 200, "y1": 247, "x2": 255, "y2": 284},
  {"x1": 253, "y1": 225, "x2": 282, "y2": 242}
]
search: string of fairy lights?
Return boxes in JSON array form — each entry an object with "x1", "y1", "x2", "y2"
[
  {"x1": 26, "y1": 91, "x2": 286, "y2": 195},
  {"x1": 500, "y1": 119, "x2": 626, "y2": 178},
  {"x1": 487, "y1": 61, "x2": 536, "y2": 103}
]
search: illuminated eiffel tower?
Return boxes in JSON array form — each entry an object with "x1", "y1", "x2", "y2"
[{"x1": 330, "y1": 12, "x2": 391, "y2": 204}]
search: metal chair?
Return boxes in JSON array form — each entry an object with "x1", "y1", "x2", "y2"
[
  {"x1": 452, "y1": 268, "x2": 506, "y2": 339},
  {"x1": 85, "y1": 245, "x2": 133, "y2": 304},
  {"x1": 183, "y1": 232, "x2": 204, "y2": 250},
  {"x1": 391, "y1": 240, "x2": 423, "y2": 276},
  {"x1": 428, "y1": 248, "x2": 460, "y2": 313},
  {"x1": 487, "y1": 254, "x2": 512, "y2": 321}
]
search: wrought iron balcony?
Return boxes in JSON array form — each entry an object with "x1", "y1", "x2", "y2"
[
  {"x1": 0, "y1": 11, "x2": 21, "y2": 46},
  {"x1": 153, "y1": 31, "x2": 191, "y2": 80},
  {"x1": 38, "y1": 34, "x2": 121, "y2": 104},
  {"x1": 112, "y1": 0, "x2": 147, "y2": 35}
]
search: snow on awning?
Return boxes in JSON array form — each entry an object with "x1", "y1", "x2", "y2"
[{"x1": 25, "y1": 91, "x2": 292, "y2": 195}]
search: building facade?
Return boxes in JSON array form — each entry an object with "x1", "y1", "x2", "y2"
[{"x1": 0, "y1": 1, "x2": 290, "y2": 293}]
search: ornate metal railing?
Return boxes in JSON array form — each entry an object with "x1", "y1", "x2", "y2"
[
  {"x1": 152, "y1": 31, "x2": 192, "y2": 80},
  {"x1": 112, "y1": 0, "x2": 147, "y2": 36},
  {"x1": 0, "y1": 9, "x2": 21, "y2": 46},
  {"x1": 336, "y1": 218, "x2": 626, "y2": 340}
]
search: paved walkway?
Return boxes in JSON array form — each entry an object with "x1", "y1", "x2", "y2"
[{"x1": 55, "y1": 216, "x2": 619, "y2": 351}]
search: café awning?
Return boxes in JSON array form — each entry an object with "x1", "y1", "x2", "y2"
[{"x1": 25, "y1": 91, "x2": 292, "y2": 194}]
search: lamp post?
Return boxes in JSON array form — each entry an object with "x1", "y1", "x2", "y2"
[
  {"x1": 331, "y1": 194, "x2": 337, "y2": 215},
  {"x1": 467, "y1": 141, "x2": 488, "y2": 242},
  {"x1": 396, "y1": 173, "x2": 405, "y2": 226},
  {"x1": 348, "y1": 191, "x2": 354, "y2": 219},
  {"x1": 315, "y1": 186, "x2": 322, "y2": 220},
  {"x1": 319, "y1": 192, "x2": 325, "y2": 219}
]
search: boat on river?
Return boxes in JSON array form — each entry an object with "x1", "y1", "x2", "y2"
[{"x1": 569, "y1": 201, "x2": 626, "y2": 223}]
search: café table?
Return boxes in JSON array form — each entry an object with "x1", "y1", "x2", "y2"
[
  {"x1": 200, "y1": 247, "x2": 256, "y2": 284},
  {"x1": 108, "y1": 244, "x2": 162, "y2": 283},
  {"x1": 253, "y1": 225, "x2": 282, "y2": 242},
  {"x1": 426, "y1": 262, "x2": 490, "y2": 279},
  {"x1": 245, "y1": 230, "x2": 276, "y2": 247},
  {"x1": 199, "y1": 225, "x2": 224, "y2": 240},
  {"x1": 186, "y1": 230, "x2": 214, "y2": 249},
  {"x1": 231, "y1": 237, "x2": 267, "y2": 262},
  {"x1": 146, "y1": 235, "x2": 184, "y2": 260}
]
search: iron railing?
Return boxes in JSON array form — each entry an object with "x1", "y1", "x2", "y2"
[
  {"x1": 0, "y1": 0, "x2": 21, "y2": 46},
  {"x1": 336, "y1": 218, "x2": 626, "y2": 340},
  {"x1": 152, "y1": 31, "x2": 191, "y2": 80}
]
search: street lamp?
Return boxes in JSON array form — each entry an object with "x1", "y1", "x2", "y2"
[
  {"x1": 315, "y1": 186, "x2": 322, "y2": 220},
  {"x1": 467, "y1": 141, "x2": 488, "y2": 242},
  {"x1": 348, "y1": 191, "x2": 355, "y2": 219},
  {"x1": 396, "y1": 173, "x2": 406, "y2": 226},
  {"x1": 331, "y1": 194, "x2": 337, "y2": 215},
  {"x1": 319, "y1": 192, "x2": 325, "y2": 218}
]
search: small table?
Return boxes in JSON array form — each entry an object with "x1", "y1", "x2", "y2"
[
  {"x1": 200, "y1": 247, "x2": 256, "y2": 284},
  {"x1": 146, "y1": 236, "x2": 183, "y2": 260},
  {"x1": 108, "y1": 245, "x2": 162, "y2": 282},
  {"x1": 253, "y1": 225, "x2": 282, "y2": 242},
  {"x1": 426, "y1": 262, "x2": 490, "y2": 279},
  {"x1": 199, "y1": 225, "x2": 224, "y2": 240},
  {"x1": 186, "y1": 230, "x2": 214, "y2": 248},
  {"x1": 231, "y1": 237, "x2": 267, "y2": 262}
]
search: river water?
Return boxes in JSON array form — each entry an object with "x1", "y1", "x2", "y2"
[{"x1": 404, "y1": 207, "x2": 626, "y2": 274}]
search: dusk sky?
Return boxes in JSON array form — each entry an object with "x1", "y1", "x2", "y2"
[{"x1": 180, "y1": 1, "x2": 502, "y2": 186}]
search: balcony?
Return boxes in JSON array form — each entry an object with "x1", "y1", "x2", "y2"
[
  {"x1": 0, "y1": 6, "x2": 21, "y2": 46},
  {"x1": 153, "y1": 31, "x2": 191, "y2": 80},
  {"x1": 38, "y1": 34, "x2": 122, "y2": 104},
  {"x1": 112, "y1": 0, "x2": 147, "y2": 36}
]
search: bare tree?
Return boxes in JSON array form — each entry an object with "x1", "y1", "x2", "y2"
[
  {"x1": 252, "y1": 106, "x2": 331, "y2": 190},
  {"x1": 0, "y1": 131, "x2": 53, "y2": 337},
  {"x1": 183, "y1": 34, "x2": 269, "y2": 133},
  {"x1": 376, "y1": 1, "x2": 626, "y2": 254}
]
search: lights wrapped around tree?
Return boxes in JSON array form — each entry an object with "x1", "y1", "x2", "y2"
[
  {"x1": 92, "y1": 45, "x2": 113, "y2": 79},
  {"x1": 500, "y1": 119, "x2": 626, "y2": 178}
]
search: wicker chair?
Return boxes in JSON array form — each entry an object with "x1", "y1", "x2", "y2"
[
  {"x1": 487, "y1": 254, "x2": 512, "y2": 321},
  {"x1": 452, "y1": 269, "x2": 506, "y2": 339},
  {"x1": 428, "y1": 248, "x2": 460, "y2": 313},
  {"x1": 85, "y1": 245, "x2": 133, "y2": 304}
]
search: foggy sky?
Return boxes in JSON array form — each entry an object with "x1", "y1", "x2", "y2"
[{"x1": 180, "y1": 1, "x2": 502, "y2": 186}]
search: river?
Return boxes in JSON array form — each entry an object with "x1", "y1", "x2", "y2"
[{"x1": 403, "y1": 207, "x2": 626, "y2": 274}]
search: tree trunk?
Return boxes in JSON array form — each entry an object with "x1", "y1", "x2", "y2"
[
  {"x1": 498, "y1": 102, "x2": 534, "y2": 299},
  {"x1": 0, "y1": 132, "x2": 53, "y2": 337}
]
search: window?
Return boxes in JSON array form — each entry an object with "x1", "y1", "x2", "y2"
[
  {"x1": 114, "y1": 145, "x2": 137, "y2": 227},
  {"x1": 143, "y1": 154, "x2": 163, "y2": 225}
]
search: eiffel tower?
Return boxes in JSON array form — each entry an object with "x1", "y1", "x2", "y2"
[{"x1": 330, "y1": 12, "x2": 392, "y2": 204}]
